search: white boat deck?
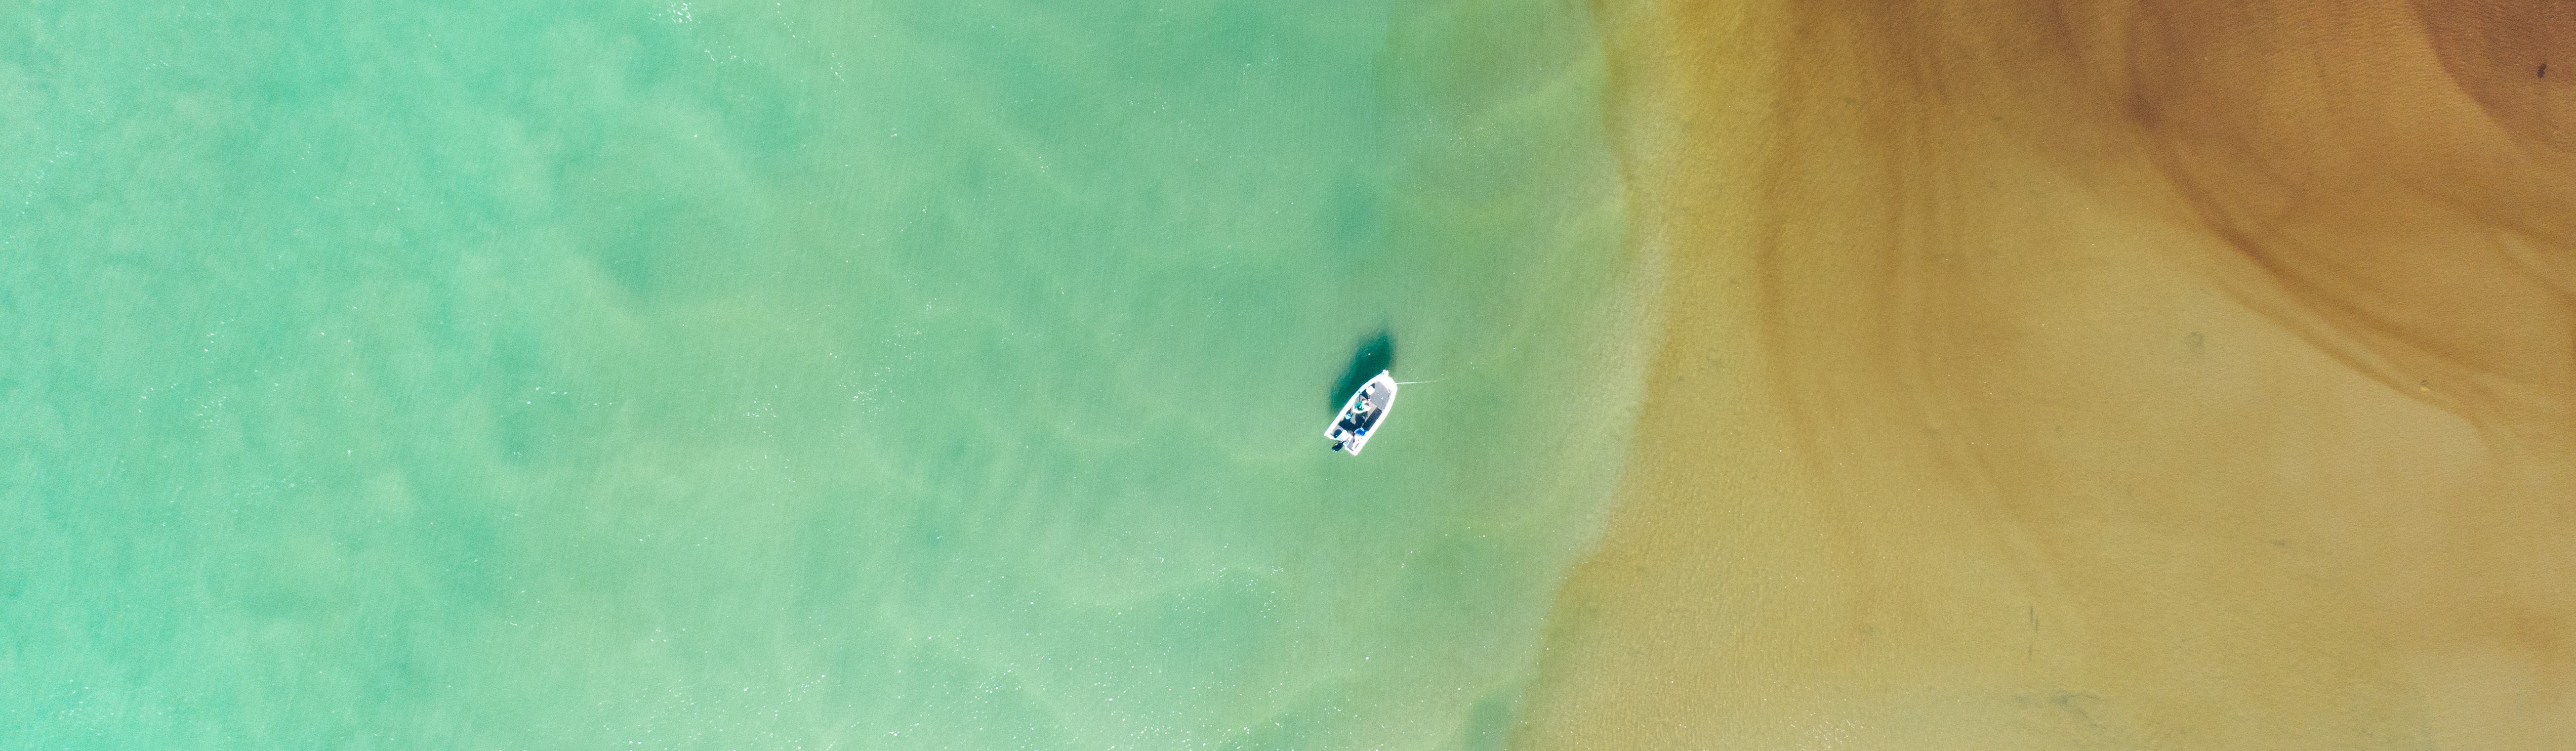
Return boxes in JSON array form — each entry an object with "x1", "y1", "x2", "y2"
[{"x1": 1326, "y1": 371, "x2": 1398, "y2": 455}]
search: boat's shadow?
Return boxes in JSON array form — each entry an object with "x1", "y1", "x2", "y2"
[{"x1": 1329, "y1": 328, "x2": 1395, "y2": 412}]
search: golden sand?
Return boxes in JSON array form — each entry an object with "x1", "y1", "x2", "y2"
[{"x1": 1516, "y1": 0, "x2": 2575, "y2": 747}]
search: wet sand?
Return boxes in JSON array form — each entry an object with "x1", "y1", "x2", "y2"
[{"x1": 1517, "y1": 0, "x2": 2575, "y2": 748}]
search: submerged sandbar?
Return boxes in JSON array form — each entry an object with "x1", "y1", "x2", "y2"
[{"x1": 1518, "y1": 0, "x2": 2576, "y2": 747}]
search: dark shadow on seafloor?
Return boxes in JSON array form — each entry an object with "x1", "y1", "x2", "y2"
[{"x1": 1329, "y1": 328, "x2": 1395, "y2": 413}]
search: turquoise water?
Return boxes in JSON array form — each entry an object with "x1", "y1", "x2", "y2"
[{"x1": 1, "y1": 0, "x2": 1646, "y2": 747}]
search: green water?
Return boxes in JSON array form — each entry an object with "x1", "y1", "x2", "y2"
[{"x1": 1, "y1": 0, "x2": 1647, "y2": 747}]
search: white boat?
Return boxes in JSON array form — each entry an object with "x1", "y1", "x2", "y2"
[{"x1": 1326, "y1": 371, "x2": 1398, "y2": 455}]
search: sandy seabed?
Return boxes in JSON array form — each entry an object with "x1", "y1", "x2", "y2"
[{"x1": 1515, "y1": 1, "x2": 2575, "y2": 748}]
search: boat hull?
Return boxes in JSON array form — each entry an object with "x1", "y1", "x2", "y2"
[{"x1": 1326, "y1": 371, "x2": 1398, "y2": 455}]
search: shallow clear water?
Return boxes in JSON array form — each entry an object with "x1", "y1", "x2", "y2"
[{"x1": 1, "y1": 0, "x2": 1645, "y2": 747}]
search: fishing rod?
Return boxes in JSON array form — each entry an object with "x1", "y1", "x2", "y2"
[{"x1": 1396, "y1": 351, "x2": 1514, "y2": 386}]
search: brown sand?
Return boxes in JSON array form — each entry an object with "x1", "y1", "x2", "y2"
[{"x1": 1515, "y1": 0, "x2": 2576, "y2": 748}]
